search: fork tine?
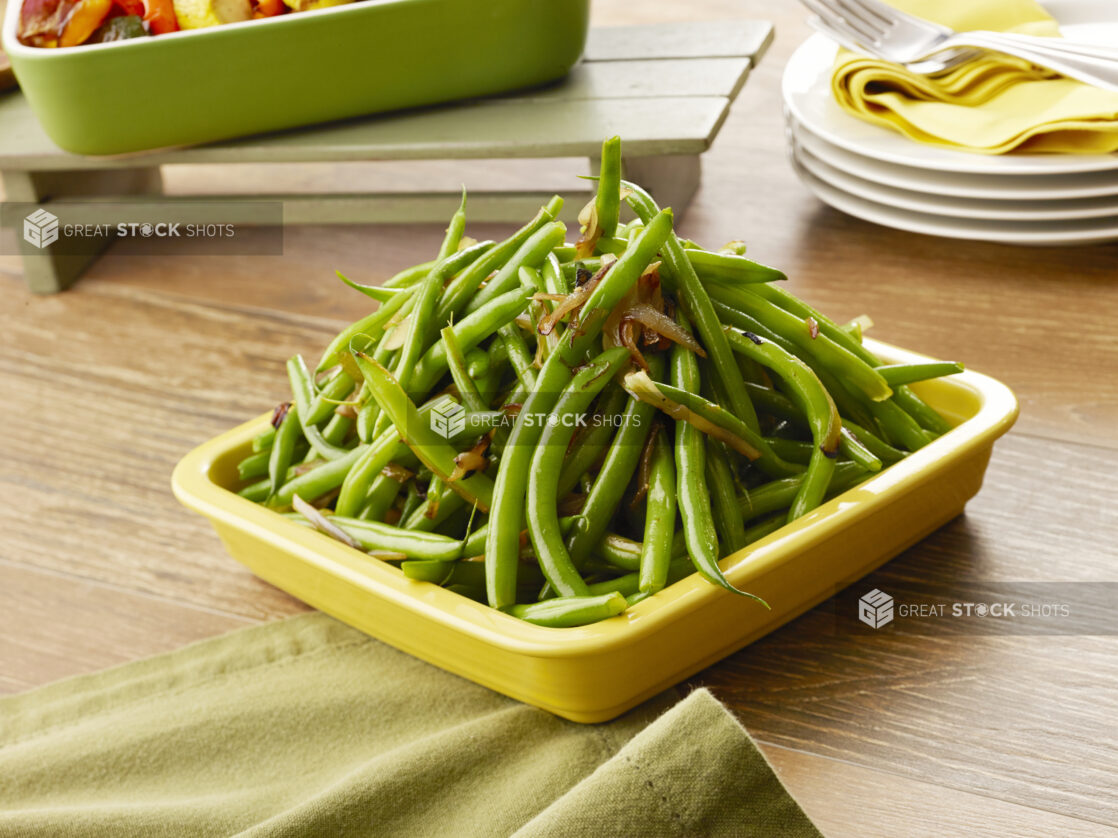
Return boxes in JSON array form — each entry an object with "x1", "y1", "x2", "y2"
[
  {"x1": 832, "y1": 0, "x2": 892, "y2": 41},
  {"x1": 840, "y1": 0, "x2": 930, "y2": 29},
  {"x1": 800, "y1": 0, "x2": 880, "y2": 50},
  {"x1": 809, "y1": 0, "x2": 881, "y2": 44},
  {"x1": 835, "y1": 0, "x2": 895, "y2": 30}
]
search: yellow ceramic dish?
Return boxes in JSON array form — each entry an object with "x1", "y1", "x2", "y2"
[{"x1": 172, "y1": 337, "x2": 1018, "y2": 723}]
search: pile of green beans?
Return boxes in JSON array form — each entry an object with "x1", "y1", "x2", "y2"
[{"x1": 237, "y1": 137, "x2": 964, "y2": 628}]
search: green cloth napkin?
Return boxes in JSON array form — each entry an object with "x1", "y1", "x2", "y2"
[{"x1": 0, "y1": 614, "x2": 820, "y2": 837}]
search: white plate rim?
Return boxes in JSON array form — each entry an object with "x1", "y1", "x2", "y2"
[
  {"x1": 789, "y1": 154, "x2": 1118, "y2": 245},
  {"x1": 787, "y1": 115, "x2": 1118, "y2": 201},
  {"x1": 792, "y1": 142, "x2": 1118, "y2": 220}
]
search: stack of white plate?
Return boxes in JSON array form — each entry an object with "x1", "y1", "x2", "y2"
[{"x1": 781, "y1": 1, "x2": 1118, "y2": 246}]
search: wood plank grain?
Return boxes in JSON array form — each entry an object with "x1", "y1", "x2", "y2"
[
  {"x1": 520, "y1": 57, "x2": 751, "y2": 103},
  {"x1": 1, "y1": 1, "x2": 1116, "y2": 832},
  {"x1": 0, "y1": 561, "x2": 252, "y2": 695},
  {"x1": 692, "y1": 432, "x2": 1118, "y2": 825},
  {"x1": 0, "y1": 278, "x2": 324, "y2": 619},
  {"x1": 760, "y1": 743, "x2": 1118, "y2": 838},
  {"x1": 585, "y1": 19, "x2": 774, "y2": 61}
]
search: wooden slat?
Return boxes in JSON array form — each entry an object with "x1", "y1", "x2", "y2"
[
  {"x1": 0, "y1": 95, "x2": 731, "y2": 170},
  {"x1": 532, "y1": 57, "x2": 751, "y2": 103},
  {"x1": 586, "y1": 20, "x2": 774, "y2": 62}
]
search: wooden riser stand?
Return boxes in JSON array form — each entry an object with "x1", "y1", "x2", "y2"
[{"x1": 0, "y1": 21, "x2": 772, "y2": 293}]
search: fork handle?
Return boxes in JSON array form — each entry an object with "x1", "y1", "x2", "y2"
[{"x1": 949, "y1": 31, "x2": 1118, "y2": 92}]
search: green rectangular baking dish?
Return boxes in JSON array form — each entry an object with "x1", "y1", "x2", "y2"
[{"x1": 2, "y1": 0, "x2": 589, "y2": 155}]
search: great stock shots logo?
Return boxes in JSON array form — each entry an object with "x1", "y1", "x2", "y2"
[
  {"x1": 858, "y1": 589, "x2": 895, "y2": 629},
  {"x1": 429, "y1": 399, "x2": 467, "y2": 440},
  {"x1": 23, "y1": 209, "x2": 59, "y2": 249}
]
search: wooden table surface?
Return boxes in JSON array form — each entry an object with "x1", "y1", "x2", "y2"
[{"x1": 2, "y1": 2, "x2": 1116, "y2": 835}]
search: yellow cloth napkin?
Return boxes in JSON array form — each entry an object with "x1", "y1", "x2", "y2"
[{"x1": 830, "y1": 0, "x2": 1118, "y2": 153}]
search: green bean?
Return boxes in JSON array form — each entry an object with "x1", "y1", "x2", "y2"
[
  {"x1": 410, "y1": 287, "x2": 532, "y2": 398},
  {"x1": 268, "y1": 404, "x2": 300, "y2": 500},
  {"x1": 527, "y1": 347, "x2": 631, "y2": 597},
  {"x1": 738, "y1": 461, "x2": 868, "y2": 522},
  {"x1": 354, "y1": 351, "x2": 495, "y2": 511},
  {"x1": 841, "y1": 419, "x2": 906, "y2": 464},
  {"x1": 708, "y1": 284, "x2": 893, "y2": 404},
  {"x1": 541, "y1": 252, "x2": 571, "y2": 297},
  {"x1": 566, "y1": 354, "x2": 664, "y2": 565},
  {"x1": 335, "y1": 426, "x2": 404, "y2": 517},
  {"x1": 876, "y1": 362, "x2": 964, "y2": 387},
  {"x1": 383, "y1": 259, "x2": 435, "y2": 289},
  {"x1": 270, "y1": 443, "x2": 367, "y2": 508},
  {"x1": 441, "y1": 326, "x2": 488, "y2": 414},
  {"x1": 710, "y1": 300, "x2": 878, "y2": 431},
  {"x1": 748, "y1": 282, "x2": 949, "y2": 436},
  {"x1": 388, "y1": 192, "x2": 469, "y2": 403},
  {"x1": 869, "y1": 397, "x2": 933, "y2": 451},
  {"x1": 335, "y1": 275, "x2": 406, "y2": 303},
  {"x1": 340, "y1": 240, "x2": 495, "y2": 300},
  {"x1": 686, "y1": 249, "x2": 786, "y2": 284},
  {"x1": 316, "y1": 285, "x2": 417, "y2": 373},
  {"x1": 741, "y1": 514, "x2": 788, "y2": 545},
  {"x1": 555, "y1": 385, "x2": 628, "y2": 499},
  {"x1": 498, "y1": 322, "x2": 538, "y2": 390},
  {"x1": 518, "y1": 264, "x2": 547, "y2": 295},
  {"x1": 594, "y1": 136, "x2": 622, "y2": 239},
  {"x1": 252, "y1": 426, "x2": 275, "y2": 453},
  {"x1": 592, "y1": 557, "x2": 693, "y2": 599},
  {"x1": 623, "y1": 372, "x2": 805, "y2": 479},
  {"x1": 304, "y1": 371, "x2": 354, "y2": 425},
  {"x1": 321, "y1": 413, "x2": 353, "y2": 447},
  {"x1": 623, "y1": 181, "x2": 761, "y2": 434},
  {"x1": 838, "y1": 427, "x2": 883, "y2": 473},
  {"x1": 723, "y1": 328, "x2": 840, "y2": 522},
  {"x1": 465, "y1": 348, "x2": 490, "y2": 381},
  {"x1": 594, "y1": 533, "x2": 642, "y2": 572},
  {"x1": 462, "y1": 222, "x2": 566, "y2": 316},
  {"x1": 326, "y1": 516, "x2": 463, "y2": 560},
  {"x1": 561, "y1": 246, "x2": 781, "y2": 287},
  {"x1": 484, "y1": 211, "x2": 673, "y2": 608},
  {"x1": 361, "y1": 470, "x2": 409, "y2": 522},
  {"x1": 404, "y1": 484, "x2": 466, "y2": 532},
  {"x1": 891, "y1": 385, "x2": 954, "y2": 435},
  {"x1": 762, "y1": 437, "x2": 812, "y2": 464},
  {"x1": 744, "y1": 382, "x2": 805, "y2": 427},
  {"x1": 706, "y1": 438, "x2": 749, "y2": 555},
  {"x1": 639, "y1": 427, "x2": 677, "y2": 595},
  {"x1": 504, "y1": 592, "x2": 627, "y2": 627},
  {"x1": 238, "y1": 477, "x2": 271, "y2": 502},
  {"x1": 400, "y1": 560, "x2": 498, "y2": 590},
  {"x1": 398, "y1": 481, "x2": 422, "y2": 523},
  {"x1": 237, "y1": 450, "x2": 271, "y2": 481},
  {"x1": 402, "y1": 559, "x2": 469, "y2": 585},
  {"x1": 435, "y1": 197, "x2": 563, "y2": 323},
  {"x1": 671, "y1": 315, "x2": 761, "y2": 600},
  {"x1": 286, "y1": 357, "x2": 351, "y2": 461}
]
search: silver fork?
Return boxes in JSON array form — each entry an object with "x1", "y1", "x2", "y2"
[{"x1": 802, "y1": 0, "x2": 1118, "y2": 91}]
